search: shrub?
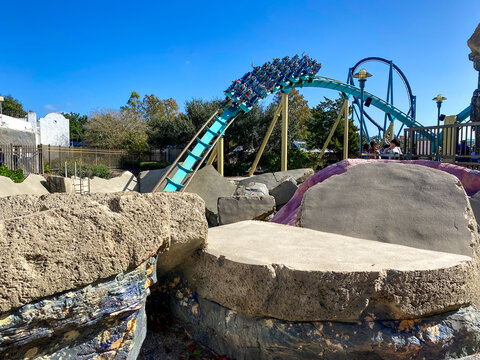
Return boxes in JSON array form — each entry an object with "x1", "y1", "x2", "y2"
[
  {"x1": 139, "y1": 161, "x2": 171, "y2": 171},
  {"x1": 58, "y1": 161, "x2": 111, "y2": 179},
  {"x1": 90, "y1": 164, "x2": 111, "y2": 179},
  {"x1": 0, "y1": 164, "x2": 24, "y2": 183}
]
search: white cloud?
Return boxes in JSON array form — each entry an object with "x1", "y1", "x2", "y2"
[{"x1": 44, "y1": 104, "x2": 57, "y2": 111}]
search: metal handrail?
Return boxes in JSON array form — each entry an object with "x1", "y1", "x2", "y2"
[
  {"x1": 181, "y1": 116, "x2": 237, "y2": 191},
  {"x1": 152, "y1": 110, "x2": 219, "y2": 193}
]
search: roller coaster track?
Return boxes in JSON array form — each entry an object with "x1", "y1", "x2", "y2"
[{"x1": 160, "y1": 75, "x2": 420, "y2": 192}]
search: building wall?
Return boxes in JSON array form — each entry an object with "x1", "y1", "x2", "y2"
[
  {"x1": 0, "y1": 114, "x2": 34, "y2": 132},
  {"x1": 38, "y1": 113, "x2": 70, "y2": 147},
  {"x1": 0, "y1": 127, "x2": 36, "y2": 146}
]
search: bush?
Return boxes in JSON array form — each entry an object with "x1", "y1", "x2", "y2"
[
  {"x1": 58, "y1": 161, "x2": 111, "y2": 179},
  {"x1": 139, "y1": 161, "x2": 171, "y2": 171},
  {"x1": 0, "y1": 164, "x2": 24, "y2": 183}
]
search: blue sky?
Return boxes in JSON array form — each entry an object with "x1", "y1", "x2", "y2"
[{"x1": 0, "y1": 0, "x2": 478, "y2": 136}]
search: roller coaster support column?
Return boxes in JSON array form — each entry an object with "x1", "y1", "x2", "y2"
[
  {"x1": 217, "y1": 136, "x2": 224, "y2": 176},
  {"x1": 343, "y1": 98, "x2": 349, "y2": 160},
  {"x1": 353, "y1": 69, "x2": 372, "y2": 154},
  {"x1": 249, "y1": 102, "x2": 283, "y2": 176},
  {"x1": 281, "y1": 92, "x2": 289, "y2": 171}
]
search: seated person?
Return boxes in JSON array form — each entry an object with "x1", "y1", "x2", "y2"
[{"x1": 385, "y1": 138, "x2": 402, "y2": 158}]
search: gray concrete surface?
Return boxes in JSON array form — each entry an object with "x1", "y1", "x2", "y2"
[
  {"x1": 179, "y1": 221, "x2": 478, "y2": 322},
  {"x1": 184, "y1": 165, "x2": 236, "y2": 225},
  {"x1": 298, "y1": 163, "x2": 477, "y2": 257},
  {"x1": 217, "y1": 196, "x2": 275, "y2": 225},
  {"x1": 0, "y1": 174, "x2": 49, "y2": 198}
]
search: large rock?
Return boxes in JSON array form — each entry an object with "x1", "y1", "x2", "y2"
[
  {"x1": 0, "y1": 192, "x2": 207, "y2": 312},
  {"x1": 0, "y1": 174, "x2": 48, "y2": 198},
  {"x1": 89, "y1": 171, "x2": 139, "y2": 193},
  {"x1": 217, "y1": 196, "x2": 275, "y2": 225},
  {"x1": 138, "y1": 167, "x2": 169, "y2": 193},
  {"x1": 468, "y1": 23, "x2": 480, "y2": 56},
  {"x1": 156, "y1": 193, "x2": 208, "y2": 273},
  {"x1": 171, "y1": 285, "x2": 480, "y2": 360},
  {"x1": 297, "y1": 163, "x2": 477, "y2": 257},
  {"x1": 179, "y1": 221, "x2": 479, "y2": 322},
  {"x1": 238, "y1": 168, "x2": 313, "y2": 192},
  {"x1": 185, "y1": 165, "x2": 236, "y2": 225},
  {"x1": 270, "y1": 178, "x2": 298, "y2": 209},
  {"x1": 0, "y1": 257, "x2": 156, "y2": 360}
]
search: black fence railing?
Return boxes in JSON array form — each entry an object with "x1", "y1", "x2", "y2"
[
  {"x1": 0, "y1": 144, "x2": 41, "y2": 175},
  {"x1": 404, "y1": 122, "x2": 480, "y2": 165}
]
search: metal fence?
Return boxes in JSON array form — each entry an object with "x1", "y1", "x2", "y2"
[
  {"x1": 404, "y1": 122, "x2": 480, "y2": 165},
  {"x1": 0, "y1": 144, "x2": 183, "y2": 175},
  {"x1": 0, "y1": 144, "x2": 41, "y2": 175}
]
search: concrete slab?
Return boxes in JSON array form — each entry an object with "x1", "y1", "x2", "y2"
[
  {"x1": 217, "y1": 196, "x2": 275, "y2": 225},
  {"x1": 0, "y1": 174, "x2": 49, "y2": 198},
  {"x1": 179, "y1": 221, "x2": 478, "y2": 322},
  {"x1": 298, "y1": 162, "x2": 477, "y2": 257},
  {"x1": 185, "y1": 165, "x2": 236, "y2": 225}
]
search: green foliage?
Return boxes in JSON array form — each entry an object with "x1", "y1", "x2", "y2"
[
  {"x1": 0, "y1": 164, "x2": 24, "y2": 183},
  {"x1": 257, "y1": 148, "x2": 323, "y2": 173},
  {"x1": 63, "y1": 112, "x2": 88, "y2": 143},
  {"x1": 305, "y1": 97, "x2": 360, "y2": 157},
  {"x1": 185, "y1": 98, "x2": 223, "y2": 130},
  {"x1": 139, "y1": 161, "x2": 171, "y2": 171},
  {"x1": 59, "y1": 161, "x2": 111, "y2": 179},
  {"x1": 147, "y1": 113, "x2": 195, "y2": 149},
  {"x1": 44, "y1": 164, "x2": 51, "y2": 173},
  {"x1": 0, "y1": 94, "x2": 27, "y2": 118},
  {"x1": 122, "y1": 91, "x2": 179, "y2": 122}
]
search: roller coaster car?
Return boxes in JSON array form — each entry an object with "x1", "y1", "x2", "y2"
[{"x1": 239, "y1": 102, "x2": 253, "y2": 113}]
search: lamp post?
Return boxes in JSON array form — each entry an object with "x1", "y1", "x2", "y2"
[
  {"x1": 98, "y1": 133, "x2": 102, "y2": 148},
  {"x1": 353, "y1": 69, "x2": 372, "y2": 155},
  {"x1": 432, "y1": 94, "x2": 446, "y2": 160}
]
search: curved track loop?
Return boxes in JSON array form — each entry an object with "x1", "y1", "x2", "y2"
[{"x1": 163, "y1": 75, "x2": 419, "y2": 192}]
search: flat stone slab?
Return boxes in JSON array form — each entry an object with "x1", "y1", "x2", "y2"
[
  {"x1": 180, "y1": 221, "x2": 478, "y2": 322},
  {"x1": 0, "y1": 174, "x2": 48, "y2": 198},
  {"x1": 297, "y1": 162, "x2": 477, "y2": 257},
  {"x1": 238, "y1": 168, "x2": 313, "y2": 192}
]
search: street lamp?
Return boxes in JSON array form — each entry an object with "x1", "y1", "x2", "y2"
[
  {"x1": 0, "y1": 96, "x2": 4, "y2": 116},
  {"x1": 98, "y1": 133, "x2": 102, "y2": 148},
  {"x1": 353, "y1": 69, "x2": 373, "y2": 155},
  {"x1": 432, "y1": 94, "x2": 447, "y2": 160}
]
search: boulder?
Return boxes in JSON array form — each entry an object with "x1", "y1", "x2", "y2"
[
  {"x1": 89, "y1": 171, "x2": 139, "y2": 193},
  {"x1": 171, "y1": 290, "x2": 480, "y2": 360},
  {"x1": 238, "y1": 168, "x2": 313, "y2": 192},
  {"x1": 156, "y1": 193, "x2": 209, "y2": 273},
  {"x1": 235, "y1": 182, "x2": 269, "y2": 197},
  {"x1": 0, "y1": 192, "x2": 208, "y2": 312},
  {"x1": 468, "y1": 23, "x2": 480, "y2": 56},
  {"x1": 297, "y1": 162, "x2": 477, "y2": 257},
  {"x1": 0, "y1": 257, "x2": 156, "y2": 360},
  {"x1": 270, "y1": 178, "x2": 297, "y2": 209},
  {"x1": 184, "y1": 165, "x2": 236, "y2": 225},
  {"x1": 138, "y1": 167, "x2": 170, "y2": 193},
  {"x1": 0, "y1": 174, "x2": 48, "y2": 198},
  {"x1": 217, "y1": 196, "x2": 275, "y2": 225},
  {"x1": 179, "y1": 221, "x2": 479, "y2": 322},
  {"x1": 471, "y1": 191, "x2": 480, "y2": 226}
]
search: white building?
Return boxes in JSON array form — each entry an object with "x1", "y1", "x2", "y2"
[{"x1": 0, "y1": 112, "x2": 69, "y2": 147}]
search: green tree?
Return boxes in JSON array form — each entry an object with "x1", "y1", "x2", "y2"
[
  {"x1": 122, "y1": 91, "x2": 179, "y2": 122},
  {"x1": 305, "y1": 97, "x2": 359, "y2": 157},
  {"x1": 62, "y1": 112, "x2": 88, "y2": 143},
  {"x1": 147, "y1": 113, "x2": 195, "y2": 149},
  {"x1": 0, "y1": 95, "x2": 27, "y2": 118},
  {"x1": 185, "y1": 98, "x2": 223, "y2": 130},
  {"x1": 84, "y1": 109, "x2": 148, "y2": 151}
]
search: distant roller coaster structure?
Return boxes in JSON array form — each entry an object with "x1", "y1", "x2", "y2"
[{"x1": 154, "y1": 54, "x2": 426, "y2": 192}]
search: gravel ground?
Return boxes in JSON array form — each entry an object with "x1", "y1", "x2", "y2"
[{"x1": 138, "y1": 280, "x2": 233, "y2": 360}]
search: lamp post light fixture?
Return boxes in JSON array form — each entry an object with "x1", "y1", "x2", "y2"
[
  {"x1": 353, "y1": 69, "x2": 373, "y2": 155},
  {"x1": 432, "y1": 94, "x2": 447, "y2": 160},
  {"x1": 98, "y1": 133, "x2": 102, "y2": 148}
]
